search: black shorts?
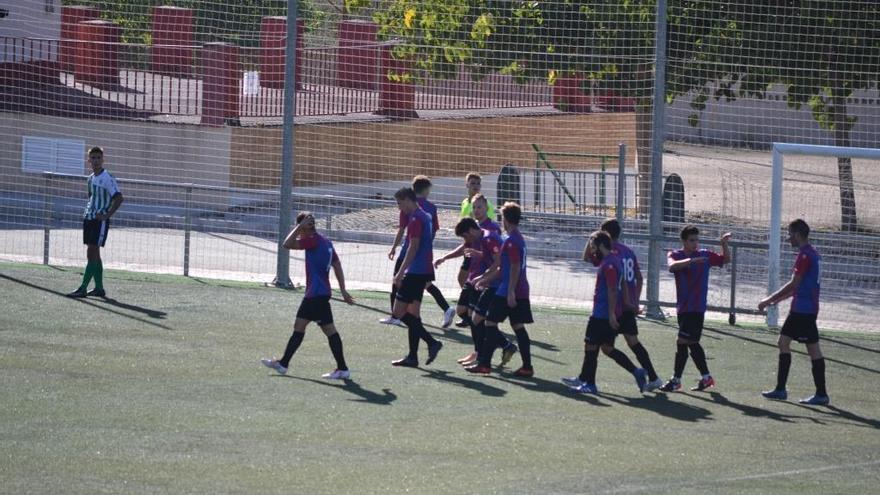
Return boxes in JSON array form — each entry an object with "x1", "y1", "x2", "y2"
[
  {"x1": 458, "y1": 283, "x2": 478, "y2": 310},
  {"x1": 83, "y1": 218, "x2": 110, "y2": 247},
  {"x1": 677, "y1": 312, "x2": 705, "y2": 341},
  {"x1": 295, "y1": 296, "x2": 334, "y2": 326},
  {"x1": 474, "y1": 287, "x2": 497, "y2": 317},
  {"x1": 396, "y1": 274, "x2": 434, "y2": 304},
  {"x1": 585, "y1": 317, "x2": 617, "y2": 345},
  {"x1": 486, "y1": 295, "x2": 534, "y2": 325},
  {"x1": 618, "y1": 310, "x2": 638, "y2": 335},
  {"x1": 781, "y1": 312, "x2": 820, "y2": 344}
]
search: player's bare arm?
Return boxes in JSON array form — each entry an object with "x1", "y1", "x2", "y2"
[
  {"x1": 507, "y1": 260, "x2": 520, "y2": 308},
  {"x1": 758, "y1": 272, "x2": 803, "y2": 312},
  {"x1": 435, "y1": 243, "x2": 466, "y2": 268},
  {"x1": 388, "y1": 226, "x2": 405, "y2": 260},
  {"x1": 331, "y1": 259, "x2": 355, "y2": 304},
  {"x1": 95, "y1": 193, "x2": 124, "y2": 222}
]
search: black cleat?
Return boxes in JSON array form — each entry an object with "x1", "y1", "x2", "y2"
[
  {"x1": 425, "y1": 341, "x2": 443, "y2": 365},
  {"x1": 391, "y1": 357, "x2": 419, "y2": 368},
  {"x1": 86, "y1": 288, "x2": 106, "y2": 297},
  {"x1": 66, "y1": 288, "x2": 88, "y2": 298},
  {"x1": 454, "y1": 319, "x2": 470, "y2": 328}
]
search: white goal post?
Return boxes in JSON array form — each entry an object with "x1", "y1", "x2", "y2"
[{"x1": 768, "y1": 143, "x2": 880, "y2": 326}]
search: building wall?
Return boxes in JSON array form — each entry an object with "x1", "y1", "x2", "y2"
[
  {"x1": 0, "y1": 0, "x2": 61, "y2": 61},
  {"x1": 230, "y1": 112, "x2": 638, "y2": 189},
  {"x1": 0, "y1": 113, "x2": 232, "y2": 202}
]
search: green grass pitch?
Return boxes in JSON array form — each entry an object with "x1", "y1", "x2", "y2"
[{"x1": 2, "y1": 262, "x2": 879, "y2": 494}]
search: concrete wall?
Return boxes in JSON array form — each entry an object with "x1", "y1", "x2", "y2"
[
  {"x1": 0, "y1": 114, "x2": 232, "y2": 207},
  {"x1": 230, "y1": 112, "x2": 637, "y2": 189},
  {"x1": 667, "y1": 86, "x2": 880, "y2": 148}
]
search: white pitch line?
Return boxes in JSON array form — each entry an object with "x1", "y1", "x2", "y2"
[{"x1": 598, "y1": 459, "x2": 880, "y2": 494}]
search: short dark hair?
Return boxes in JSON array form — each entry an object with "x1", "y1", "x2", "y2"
[
  {"x1": 394, "y1": 187, "x2": 417, "y2": 202},
  {"x1": 788, "y1": 218, "x2": 810, "y2": 238},
  {"x1": 412, "y1": 175, "x2": 432, "y2": 194},
  {"x1": 680, "y1": 224, "x2": 699, "y2": 240},
  {"x1": 471, "y1": 193, "x2": 488, "y2": 206},
  {"x1": 466, "y1": 172, "x2": 482, "y2": 182},
  {"x1": 501, "y1": 201, "x2": 522, "y2": 225},
  {"x1": 88, "y1": 146, "x2": 104, "y2": 157},
  {"x1": 295, "y1": 211, "x2": 312, "y2": 225},
  {"x1": 455, "y1": 217, "x2": 480, "y2": 237},
  {"x1": 600, "y1": 218, "x2": 621, "y2": 240},
  {"x1": 591, "y1": 230, "x2": 612, "y2": 251}
]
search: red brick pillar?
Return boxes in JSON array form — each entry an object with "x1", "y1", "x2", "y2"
[
  {"x1": 337, "y1": 19, "x2": 379, "y2": 90},
  {"x1": 552, "y1": 74, "x2": 591, "y2": 113},
  {"x1": 201, "y1": 43, "x2": 240, "y2": 126},
  {"x1": 151, "y1": 6, "x2": 194, "y2": 77},
  {"x1": 61, "y1": 6, "x2": 101, "y2": 72},
  {"x1": 260, "y1": 17, "x2": 304, "y2": 90},
  {"x1": 74, "y1": 20, "x2": 120, "y2": 88},
  {"x1": 377, "y1": 47, "x2": 417, "y2": 119}
]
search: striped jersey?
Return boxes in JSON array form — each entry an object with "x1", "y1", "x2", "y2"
[
  {"x1": 667, "y1": 248, "x2": 725, "y2": 314},
  {"x1": 614, "y1": 241, "x2": 641, "y2": 311},
  {"x1": 592, "y1": 253, "x2": 623, "y2": 319},
  {"x1": 497, "y1": 229, "x2": 529, "y2": 299},
  {"x1": 478, "y1": 217, "x2": 502, "y2": 236},
  {"x1": 83, "y1": 169, "x2": 121, "y2": 220},
  {"x1": 404, "y1": 208, "x2": 434, "y2": 275},
  {"x1": 791, "y1": 244, "x2": 821, "y2": 314},
  {"x1": 468, "y1": 228, "x2": 503, "y2": 286},
  {"x1": 398, "y1": 198, "x2": 439, "y2": 257},
  {"x1": 297, "y1": 233, "x2": 339, "y2": 298}
]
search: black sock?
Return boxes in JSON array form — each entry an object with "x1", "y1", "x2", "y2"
[
  {"x1": 326, "y1": 332, "x2": 348, "y2": 371},
  {"x1": 513, "y1": 327, "x2": 532, "y2": 368},
  {"x1": 413, "y1": 317, "x2": 437, "y2": 345},
  {"x1": 579, "y1": 349, "x2": 600, "y2": 384},
  {"x1": 389, "y1": 285, "x2": 397, "y2": 312},
  {"x1": 471, "y1": 319, "x2": 485, "y2": 352},
  {"x1": 607, "y1": 348, "x2": 637, "y2": 374},
  {"x1": 811, "y1": 358, "x2": 827, "y2": 396},
  {"x1": 776, "y1": 353, "x2": 792, "y2": 391},
  {"x1": 673, "y1": 344, "x2": 689, "y2": 379},
  {"x1": 688, "y1": 344, "x2": 710, "y2": 376},
  {"x1": 401, "y1": 314, "x2": 421, "y2": 359},
  {"x1": 478, "y1": 325, "x2": 502, "y2": 366},
  {"x1": 279, "y1": 331, "x2": 305, "y2": 368},
  {"x1": 630, "y1": 343, "x2": 658, "y2": 381},
  {"x1": 426, "y1": 285, "x2": 450, "y2": 311}
]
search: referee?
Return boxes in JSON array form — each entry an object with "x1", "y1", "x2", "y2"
[{"x1": 67, "y1": 146, "x2": 123, "y2": 298}]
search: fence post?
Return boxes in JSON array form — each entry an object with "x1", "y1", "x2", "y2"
[
  {"x1": 43, "y1": 172, "x2": 53, "y2": 265},
  {"x1": 617, "y1": 143, "x2": 626, "y2": 224},
  {"x1": 645, "y1": 0, "x2": 668, "y2": 320},
  {"x1": 599, "y1": 156, "x2": 606, "y2": 214},
  {"x1": 729, "y1": 244, "x2": 737, "y2": 325},
  {"x1": 183, "y1": 184, "x2": 192, "y2": 276}
]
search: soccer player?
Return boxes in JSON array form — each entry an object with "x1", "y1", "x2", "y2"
[
  {"x1": 261, "y1": 212, "x2": 355, "y2": 379},
  {"x1": 660, "y1": 225, "x2": 732, "y2": 392},
  {"x1": 383, "y1": 176, "x2": 456, "y2": 328},
  {"x1": 454, "y1": 173, "x2": 496, "y2": 326},
  {"x1": 758, "y1": 219, "x2": 829, "y2": 405},
  {"x1": 435, "y1": 217, "x2": 516, "y2": 366},
  {"x1": 563, "y1": 231, "x2": 647, "y2": 394},
  {"x1": 586, "y1": 219, "x2": 663, "y2": 391},
  {"x1": 466, "y1": 202, "x2": 534, "y2": 377},
  {"x1": 389, "y1": 187, "x2": 443, "y2": 367},
  {"x1": 67, "y1": 146, "x2": 124, "y2": 298}
]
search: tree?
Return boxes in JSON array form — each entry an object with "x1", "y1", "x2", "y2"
[
  {"x1": 347, "y1": 1, "x2": 879, "y2": 229},
  {"x1": 670, "y1": 2, "x2": 880, "y2": 231}
]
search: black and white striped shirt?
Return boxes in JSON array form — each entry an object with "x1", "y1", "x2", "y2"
[{"x1": 83, "y1": 170, "x2": 121, "y2": 220}]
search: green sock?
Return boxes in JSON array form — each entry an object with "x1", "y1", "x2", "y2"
[
  {"x1": 93, "y1": 260, "x2": 104, "y2": 290},
  {"x1": 79, "y1": 262, "x2": 95, "y2": 290}
]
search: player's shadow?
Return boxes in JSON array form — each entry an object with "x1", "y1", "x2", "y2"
[
  {"x1": 600, "y1": 391, "x2": 714, "y2": 422},
  {"x1": 689, "y1": 391, "x2": 821, "y2": 424},
  {"x1": 0, "y1": 273, "x2": 172, "y2": 330},
  {"x1": 93, "y1": 297, "x2": 168, "y2": 319},
  {"x1": 790, "y1": 403, "x2": 880, "y2": 430},
  {"x1": 704, "y1": 325, "x2": 880, "y2": 376},
  {"x1": 489, "y1": 374, "x2": 609, "y2": 407},
  {"x1": 278, "y1": 375, "x2": 397, "y2": 405},
  {"x1": 421, "y1": 369, "x2": 507, "y2": 398}
]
